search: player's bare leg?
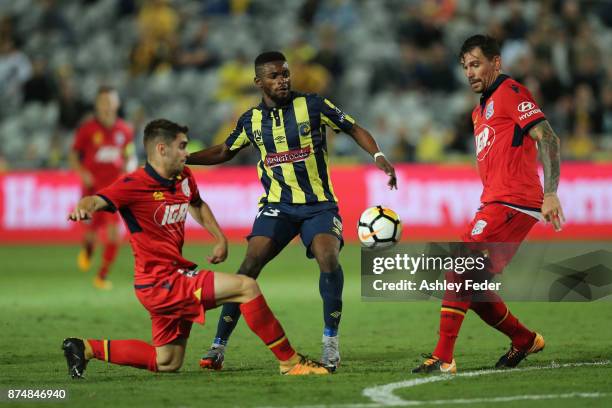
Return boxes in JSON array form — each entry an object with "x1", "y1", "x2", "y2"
[
  {"x1": 77, "y1": 229, "x2": 95, "y2": 272},
  {"x1": 93, "y1": 222, "x2": 119, "y2": 290},
  {"x1": 311, "y1": 233, "x2": 343, "y2": 371},
  {"x1": 201, "y1": 236, "x2": 282, "y2": 370},
  {"x1": 212, "y1": 272, "x2": 330, "y2": 375},
  {"x1": 155, "y1": 337, "x2": 188, "y2": 372}
]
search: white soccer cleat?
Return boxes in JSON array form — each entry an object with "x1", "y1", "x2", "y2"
[{"x1": 321, "y1": 335, "x2": 341, "y2": 372}]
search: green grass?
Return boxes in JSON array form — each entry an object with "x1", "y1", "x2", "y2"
[{"x1": 1, "y1": 243, "x2": 611, "y2": 407}]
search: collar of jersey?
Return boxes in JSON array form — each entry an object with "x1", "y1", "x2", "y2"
[
  {"x1": 258, "y1": 91, "x2": 296, "y2": 112},
  {"x1": 480, "y1": 74, "x2": 510, "y2": 110},
  {"x1": 145, "y1": 162, "x2": 176, "y2": 187}
]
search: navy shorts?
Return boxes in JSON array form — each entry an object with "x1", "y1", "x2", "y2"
[{"x1": 248, "y1": 202, "x2": 344, "y2": 258}]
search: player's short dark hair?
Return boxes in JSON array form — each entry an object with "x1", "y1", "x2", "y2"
[
  {"x1": 459, "y1": 35, "x2": 501, "y2": 62},
  {"x1": 96, "y1": 85, "x2": 117, "y2": 96},
  {"x1": 143, "y1": 119, "x2": 189, "y2": 151},
  {"x1": 254, "y1": 51, "x2": 286, "y2": 76}
]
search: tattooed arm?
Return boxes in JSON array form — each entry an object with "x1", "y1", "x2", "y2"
[{"x1": 528, "y1": 120, "x2": 565, "y2": 231}]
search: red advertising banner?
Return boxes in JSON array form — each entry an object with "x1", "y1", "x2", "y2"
[{"x1": 1, "y1": 163, "x2": 611, "y2": 243}]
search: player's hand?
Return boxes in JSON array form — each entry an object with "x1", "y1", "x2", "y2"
[
  {"x1": 67, "y1": 206, "x2": 92, "y2": 222},
  {"x1": 207, "y1": 238, "x2": 228, "y2": 264},
  {"x1": 375, "y1": 156, "x2": 397, "y2": 190},
  {"x1": 542, "y1": 192, "x2": 565, "y2": 232}
]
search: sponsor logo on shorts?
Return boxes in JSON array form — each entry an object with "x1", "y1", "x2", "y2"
[
  {"x1": 471, "y1": 220, "x2": 487, "y2": 236},
  {"x1": 265, "y1": 146, "x2": 311, "y2": 167}
]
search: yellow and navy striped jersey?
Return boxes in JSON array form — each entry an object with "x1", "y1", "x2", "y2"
[{"x1": 224, "y1": 92, "x2": 355, "y2": 205}]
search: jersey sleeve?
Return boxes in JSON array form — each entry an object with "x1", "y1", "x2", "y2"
[
  {"x1": 224, "y1": 114, "x2": 251, "y2": 151},
  {"x1": 317, "y1": 96, "x2": 355, "y2": 133},
  {"x1": 502, "y1": 84, "x2": 546, "y2": 133},
  {"x1": 96, "y1": 175, "x2": 138, "y2": 212}
]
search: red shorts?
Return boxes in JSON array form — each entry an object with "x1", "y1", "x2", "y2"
[
  {"x1": 134, "y1": 270, "x2": 217, "y2": 347},
  {"x1": 461, "y1": 203, "x2": 538, "y2": 274}
]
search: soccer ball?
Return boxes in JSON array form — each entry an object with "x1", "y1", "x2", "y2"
[{"x1": 358, "y1": 206, "x2": 402, "y2": 248}]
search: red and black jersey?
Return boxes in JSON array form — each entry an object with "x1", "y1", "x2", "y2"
[
  {"x1": 72, "y1": 118, "x2": 133, "y2": 192},
  {"x1": 97, "y1": 163, "x2": 203, "y2": 285},
  {"x1": 471, "y1": 74, "x2": 546, "y2": 209}
]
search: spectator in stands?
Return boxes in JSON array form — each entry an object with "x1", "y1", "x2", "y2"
[
  {"x1": 0, "y1": 35, "x2": 31, "y2": 113},
  {"x1": 23, "y1": 57, "x2": 56, "y2": 104},
  {"x1": 175, "y1": 21, "x2": 219, "y2": 72}
]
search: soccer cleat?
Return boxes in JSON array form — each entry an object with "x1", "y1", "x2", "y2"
[
  {"x1": 280, "y1": 354, "x2": 331, "y2": 375},
  {"x1": 199, "y1": 345, "x2": 224, "y2": 370},
  {"x1": 321, "y1": 335, "x2": 340, "y2": 372},
  {"x1": 495, "y1": 332, "x2": 545, "y2": 369},
  {"x1": 62, "y1": 338, "x2": 88, "y2": 379},
  {"x1": 93, "y1": 276, "x2": 113, "y2": 290},
  {"x1": 77, "y1": 249, "x2": 91, "y2": 272},
  {"x1": 412, "y1": 354, "x2": 457, "y2": 374}
]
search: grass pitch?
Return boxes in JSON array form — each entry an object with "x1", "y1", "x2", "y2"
[{"x1": 1, "y1": 243, "x2": 611, "y2": 407}]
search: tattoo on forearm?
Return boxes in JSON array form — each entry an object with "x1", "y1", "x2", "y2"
[{"x1": 532, "y1": 121, "x2": 560, "y2": 194}]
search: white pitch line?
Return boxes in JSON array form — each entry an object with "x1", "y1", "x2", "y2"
[
  {"x1": 362, "y1": 360, "x2": 611, "y2": 406},
  {"x1": 259, "y1": 360, "x2": 611, "y2": 408}
]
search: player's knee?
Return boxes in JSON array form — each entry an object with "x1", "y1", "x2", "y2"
[
  {"x1": 238, "y1": 275, "x2": 260, "y2": 298},
  {"x1": 156, "y1": 350, "x2": 183, "y2": 372},
  {"x1": 315, "y1": 249, "x2": 339, "y2": 272}
]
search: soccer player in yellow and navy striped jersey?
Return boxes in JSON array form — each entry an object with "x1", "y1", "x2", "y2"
[{"x1": 187, "y1": 51, "x2": 397, "y2": 372}]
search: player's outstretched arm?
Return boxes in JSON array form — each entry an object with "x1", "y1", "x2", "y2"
[
  {"x1": 68, "y1": 195, "x2": 109, "y2": 222},
  {"x1": 188, "y1": 202, "x2": 228, "y2": 264},
  {"x1": 347, "y1": 123, "x2": 397, "y2": 190},
  {"x1": 68, "y1": 150, "x2": 93, "y2": 188},
  {"x1": 529, "y1": 120, "x2": 564, "y2": 231},
  {"x1": 186, "y1": 143, "x2": 239, "y2": 166}
]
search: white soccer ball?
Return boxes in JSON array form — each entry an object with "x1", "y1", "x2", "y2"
[{"x1": 357, "y1": 206, "x2": 402, "y2": 248}]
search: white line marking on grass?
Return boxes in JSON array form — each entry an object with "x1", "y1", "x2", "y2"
[
  {"x1": 260, "y1": 360, "x2": 611, "y2": 408},
  {"x1": 361, "y1": 360, "x2": 611, "y2": 406}
]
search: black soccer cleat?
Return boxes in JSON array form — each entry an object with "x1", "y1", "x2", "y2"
[
  {"x1": 495, "y1": 332, "x2": 545, "y2": 369},
  {"x1": 412, "y1": 354, "x2": 457, "y2": 374},
  {"x1": 62, "y1": 338, "x2": 88, "y2": 379}
]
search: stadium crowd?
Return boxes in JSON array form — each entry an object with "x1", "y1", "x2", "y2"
[{"x1": 0, "y1": 0, "x2": 611, "y2": 170}]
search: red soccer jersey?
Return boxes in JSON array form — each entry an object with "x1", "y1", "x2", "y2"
[
  {"x1": 471, "y1": 74, "x2": 545, "y2": 209},
  {"x1": 97, "y1": 163, "x2": 203, "y2": 285},
  {"x1": 72, "y1": 118, "x2": 133, "y2": 192}
]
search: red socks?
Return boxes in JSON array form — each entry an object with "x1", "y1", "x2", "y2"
[
  {"x1": 470, "y1": 292, "x2": 535, "y2": 350},
  {"x1": 87, "y1": 339, "x2": 157, "y2": 372},
  {"x1": 240, "y1": 295, "x2": 296, "y2": 361},
  {"x1": 97, "y1": 243, "x2": 118, "y2": 280},
  {"x1": 433, "y1": 301, "x2": 469, "y2": 363}
]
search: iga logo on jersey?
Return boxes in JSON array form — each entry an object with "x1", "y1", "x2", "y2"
[
  {"x1": 474, "y1": 124, "x2": 496, "y2": 161},
  {"x1": 157, "y1": 203, "x2": 189, "y2": 226}
]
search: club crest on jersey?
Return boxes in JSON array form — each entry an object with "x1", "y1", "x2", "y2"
[
  {"x1": 485, "y1": 100, "x2": 494, "y2": 119},
  {"x1": 298, "y1": 122, "x2": 311, "y2": 136},
  {"x1": 253, "y1": 129, "x2": 263, "y2": 145},
  {"x1": 153, "y1": 191, "x2": 165, "y2": 201},
  {"x1": 114, "y1": 131, "x2": 125, "y2": 145},
  {"x1": 181, "y1": 178, "x2": 190, "y2": 197},
  {"x1": 474, "y1": 124, "x2": 496, "y2": 161}
]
